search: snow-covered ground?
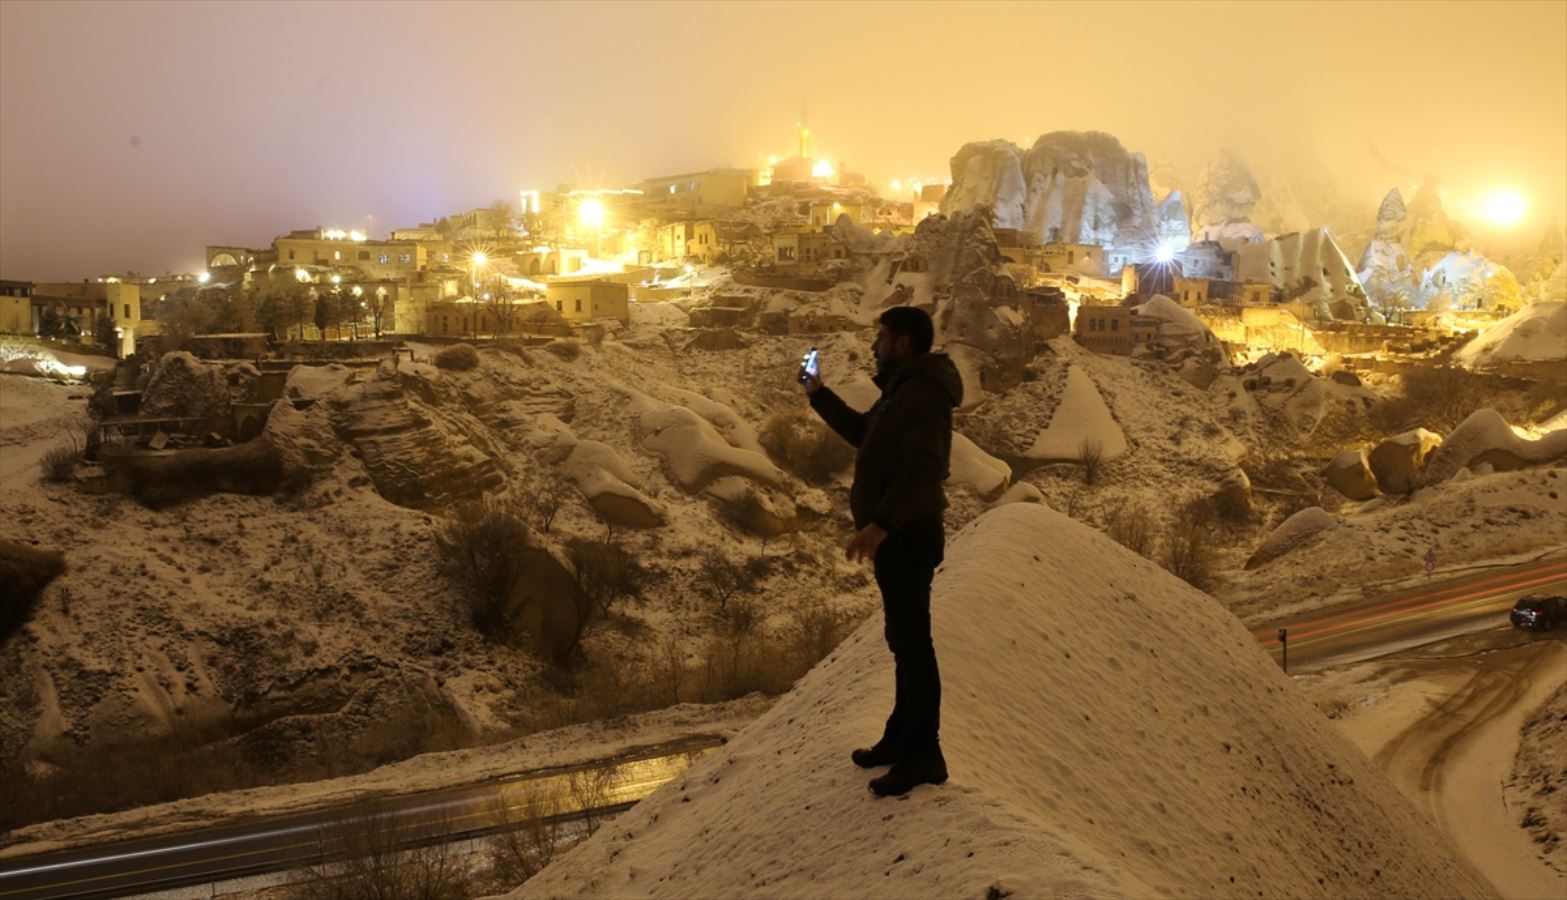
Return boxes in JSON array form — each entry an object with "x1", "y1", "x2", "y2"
[
  {"x1": 512, "y1": 504, "x2": 1492, "y2": 899},
  {"x1": 1298, "y1": 630, "x2": 1567, "y2": 899}
]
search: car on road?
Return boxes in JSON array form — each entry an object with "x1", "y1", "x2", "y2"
[{"x1": 1510, "y1": 595, "x2": 1567, "y2": 630}]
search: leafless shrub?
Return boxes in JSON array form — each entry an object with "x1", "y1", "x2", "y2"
[
  {"x1": 435, "y1": 498, "x2": 532, "y2": 639},
  {"x1": 758, "y1": 411, "x2": 854, "y2": 484},
  {"x1": 485, "y1": 789, "x2": 567, "y2": 887},
  {"x1": 657, "y1": 634, "x2": 685, "y2": 705},
  {"x1": 1371, "y1": 365, "x2": 1496, "y2": 433},
  {"x1": 433, "y1": 342, "x2": 479, "y2": 371},
  {"x1": 39, "y1": 441, "x2": 81, "y2": 482},
  {"x1": 297, "y1": 801, "x2": 471, "y2": 900},
  {"x1": 780, "y1": 597, "x2": 853, "y2": 673},
  {"x1": 567, "y1": 767, "x2": 617, "y2": 839},
  {"x1": 1078, "y1": 437, "x2": 1104, "y2": 485},
  {"x1": 694, "y1": 549, "x2": 758, "y2": 614},
  {"x1": 1104, "y1": 504, "x2": 1155, "y2": 558},
  {"x1": 566, "y1": 537, "x2": 644, "y2": 618},
  {"x1": 530, "y1": 482, "x2": 568, "y2": 533},
  {"x1": 1162, "y1": 513, "x2": 1216, "y2": 590}
]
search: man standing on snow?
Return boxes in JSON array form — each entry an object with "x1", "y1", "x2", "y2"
[{"x1": 800, "y1": 306, "x2": 962, "y2": 797}]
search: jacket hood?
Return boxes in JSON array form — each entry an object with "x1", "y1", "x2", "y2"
[{"x1": 878, "y1": 351, "x2": 963, "y2": 407}]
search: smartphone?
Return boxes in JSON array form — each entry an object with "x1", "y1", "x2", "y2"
[{"x1": 799, "y1": 346, "x2": 819, "y2": 383}]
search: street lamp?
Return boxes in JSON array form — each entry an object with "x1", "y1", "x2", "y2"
[
  {"x1": 470, "y1": 251, "x2": 488, "y2": 296},
  {"x1": 579, "y1": 199, "x2": 605, "y2": 257}
]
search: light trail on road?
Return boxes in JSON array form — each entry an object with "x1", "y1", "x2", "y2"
[{"x1": 1252, "y1": 559, "x2": 1566, "y2": 669}]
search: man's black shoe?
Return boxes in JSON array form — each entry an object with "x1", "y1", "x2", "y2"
[
  {"x1": 868, "y1": 752, "x2": 948, "y2": 796},
  {"x1": 850, "y1": 743, "x2": 899, "y2": 769}
]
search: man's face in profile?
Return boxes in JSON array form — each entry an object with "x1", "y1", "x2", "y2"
[{"x1": 872, "y1": 324, "x2": 905, "y2": 371}]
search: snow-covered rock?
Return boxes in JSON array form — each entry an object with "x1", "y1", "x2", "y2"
[
  {"x1": 1417, "y1": 251, "x2": 1512, "y2": 312},
  {"x1": 703, "y1": 475, "x2": 793, "y2": 537},
  {"x1": 1191, "y1": 146, "x2": 1264, "y2": 250},
  {"x1": 1368, "y1": 428, "x2": 1443, "y2": 495},
  {"x1": 941, "y1": 131, "x2": 1157, "y2": 253},
  {"x1": 1155, "y1": 190, "x2": 1192, "y2": 253},
  {"x1": 1133, "y1": 294, "x2": 1226, "y2": 365},
  {"x1": 1324, "y1": 449, "x2": 1379, "y2": 501},
  {"x1": 947, "y1": 432, "x2": 1010, "y2": 499},
  {"x1": 1402, "y1": 177, "x2": 1465, "y2": 263},
  {"x1": 1237, "y1": 229, "x2": 1371, "y2": 321},
  {"x1": 636, "y1": 404, "x2": 785, "y2": 492},
  {"x1": 1024, "y1": 365, "x2": 1127, "y2": 461},
  {"x1": 516, "y1": 503, "x2": 1491, "y2": 900},
  {"x1": 1455, "y1": 301, "x2": 1567, "y2": 368},
  {"x1": 1420, "y1": 408, "x2": 1567, "y2": 486},
  {"x1": 1246, "y1": 506, "x2": 1341, "y2": 569},
  {"x1": 1357, "y1": 189, "x2": 1418, "y2": 313},
  {"x1": 319, "y1": 368, "x2": 505, "y2": 509},
  {"x1": 993, "y1": 481, "x2": 1045, "y2": 506},
  {"x1": 548, "y1": 431, "x2": 666, "y2": 529}
]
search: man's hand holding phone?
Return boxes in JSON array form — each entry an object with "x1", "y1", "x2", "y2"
[{"x1": 798, "y1": 346, "x2": 821, "y2": 394}]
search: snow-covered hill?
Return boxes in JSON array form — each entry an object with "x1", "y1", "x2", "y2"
[{"x1": 513, "y1": 503, "x2": 1495, "y2": 899}]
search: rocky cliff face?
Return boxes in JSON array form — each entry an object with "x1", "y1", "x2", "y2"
[
  {"x1": 1238, "y1": 228, "x2": 1374, "y2": 321},
  {"x1": 941, "y1": 131, "x2": 1157, "y2": 253}
]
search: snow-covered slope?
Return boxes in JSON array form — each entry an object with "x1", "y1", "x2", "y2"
[
  {"x1": 514, "y1": 504, "x2": 1494, "y2": 899},
  {"x1": 1456, "y1": 301, "x2": 1567, "y2": 368}
]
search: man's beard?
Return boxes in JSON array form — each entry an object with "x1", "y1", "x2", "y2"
[{"x1": 874, "y1": 353, "x2": 902, "y2": 383}]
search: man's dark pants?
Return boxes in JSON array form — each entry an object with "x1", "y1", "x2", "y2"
[{"x1": 871, "y1": 516, "x2": 945, "y2": 756}]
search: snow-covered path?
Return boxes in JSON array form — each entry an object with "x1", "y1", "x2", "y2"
[{"x1": 1367, "y1": 639, "x2": 1566, "y2": 900}]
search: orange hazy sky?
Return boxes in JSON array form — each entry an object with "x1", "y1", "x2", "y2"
[{"x1": 2, "y1": 0, "x2": 1563, "y2": 278}]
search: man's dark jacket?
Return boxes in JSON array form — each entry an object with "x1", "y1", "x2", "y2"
[{"x1": 809, "y1": 352, "x2": 963, "y2": 531}]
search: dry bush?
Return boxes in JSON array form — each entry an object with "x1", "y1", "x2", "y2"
[
  {"x1": 780, "y1": 597, "x2": 854, "y2": 673},
  {"x1": 1079, "y1": 437, "x2": 1104, "y2": 485},
  {"x1": 38, "y1": 442, "x2": 81, "y2": 482},
  {"x1": 694, "y1": 549, "x2": 758, "y2": 614},
  {"x1": 529, "y1": 482, "x2": 568, "y2": 533},
  {"x1": 486, "y1": 789, "x2": 567, "y2": 887},
  {"x1": 567, "y1": 767, "x2": 617, "y2": 839},
  {"x1": 1372, "y1": 365, "x2": 1496, "y2": 433},
  {"x1": 1104, "y1": 504, "x2": 1155, "y2": 558},
  {"x1": 758, "y1": 411, "x2": 854, "y2": 484},
  {"x1": 436, "y1": 498, "x2": 532, "y2": 639},
  {"x1": 297, "y1": 801, "x2": 471, "y2": 900},
  {"x1": 566, "y1": 537, "x2": 645, "y2": 618},
  {"x1": 1162, "y1": 513, "x2": 1217, "y2": 590},
  {"x1": 433, "y1": 342, "x2": 480, "y2": 371}
]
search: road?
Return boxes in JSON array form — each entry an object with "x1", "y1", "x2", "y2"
[
  {"x1": 1252, "y1": 558, "x2": 1567, "y2": 672},
  {"x1": 0, "y1": 735, "x2": 721, "y2": 900},
  {"x1": 3, "y1": 560, "x2": 1562, "y2": 898}
]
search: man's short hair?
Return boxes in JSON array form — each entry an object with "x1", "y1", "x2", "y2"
[{"x1": 879, "y1": 306, "x2": 935, "y2": 354}]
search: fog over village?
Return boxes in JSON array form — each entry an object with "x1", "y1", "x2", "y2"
[{"x1": 1, "y1": 2, "x2": 1564, "y2": 898}]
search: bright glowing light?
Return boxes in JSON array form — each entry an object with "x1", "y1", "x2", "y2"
[
  {"x1": 330, "y1": 274, "x2": 342, "y2": 284},
  {"x1": 294, "y1": 268, "x2": 311, "y2": 282},
  {"x1": 579, "y1": 198, "x2": 605, "y2": 228},
  {"x1": 812, "y1": 159, "x2": 835, "y2": 179},
  {"x1": 891, "y1": 179, "x2": 902, "y2": 192},
  {"x1": 1482, "y1": 190, "x2": 1526, "y2": 227},
  {"x1": 351, "y1": 285, "x2": 363, "y2": 296},
  {"x1": 767, "y1": 155, "x2": 779, "y2": 166},
  {"x1": 1155, "y1": 244, "x2": 1175, "y2": 263},
  {"x1": 349, "y1": 230, "x2": 366, "y2": 241},
  {"x1": 471, "y1": 251, "x2": 489, "y2": 267},
  {"x1": 324, "y1": 229, "x2": 347, "y2": 240},
  {"x1": 197, "y1": 272, "x2": 210, "y2": 284}
]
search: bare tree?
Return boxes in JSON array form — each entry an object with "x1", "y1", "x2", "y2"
[{"x1": 694, "y1": 549, "x2": 755, "y2": 614}]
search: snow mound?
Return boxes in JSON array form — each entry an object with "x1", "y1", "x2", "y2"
[
  {"x1": 947, "y1": 432, "x2": 1010, "y2": 498},
  {"x1": 1246, "y1": 506, "x2": 1341, "y2": 569},
  {"x1": 1455, "y1": 301, "x2": 1567, "y2": 367},
  {"x1": 636, "y1": 404, "x2": 785, "y2": 492},
  {"x1": 542, "y1": 422, "x2": 667, "y2": 528},
  {"x1": 628, "y1": 301, "x2": 689, "y2": 327},
  {"x1": 1420, "y1": 408, "x2": 1567, "y2": 486},
  {"x1": 1024, "y1": 365, "x2": 1127, "y2": 461},
  {"x1": 516, "y1": 504, "x2": 1491, "y2": 899},
  {"x1": 658, "y1": 387, "x2": 763, "y2": 454}
]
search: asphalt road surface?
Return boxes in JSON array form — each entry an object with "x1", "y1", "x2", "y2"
[
  {"x1": 1253, "y1": 557, "x2": 1567, "y2": 672},
  {"x1": 0, "y1": 736, "x2": 721, "y2": 899}
]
